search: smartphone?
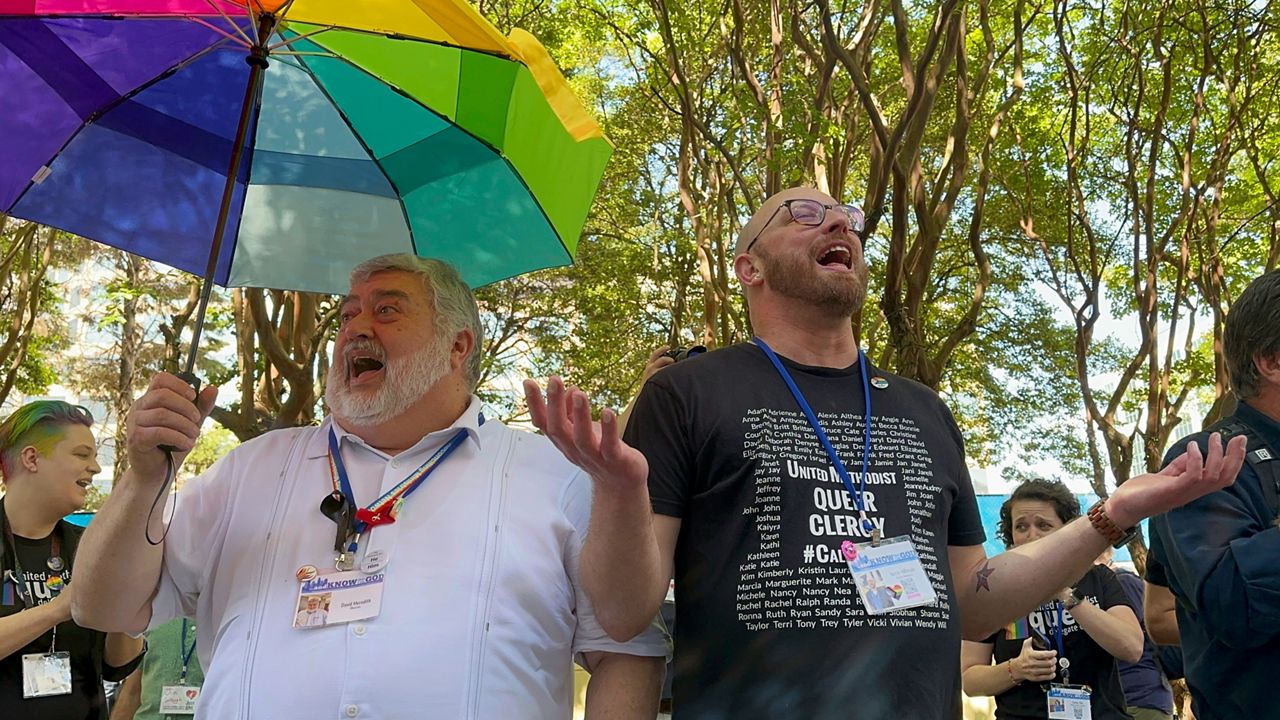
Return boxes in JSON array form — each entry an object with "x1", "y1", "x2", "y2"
[{"x1": 1030, "y1": 626, "x2": 1051, "y2": 651}]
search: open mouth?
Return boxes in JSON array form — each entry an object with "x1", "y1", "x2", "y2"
[
  {"x1": 348, "y1": 354, "x2": 386, "y2": 383},
  {"x1": 816, "y1": 243, "x2": 853, "y2": 270},
  {"x1": 75, "y1": 479, "x2": 92, "y2": 489}
]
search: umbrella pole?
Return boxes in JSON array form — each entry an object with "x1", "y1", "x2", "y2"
[{"x1": 182, "y1": 13, "x2": 278, "y2": 380}]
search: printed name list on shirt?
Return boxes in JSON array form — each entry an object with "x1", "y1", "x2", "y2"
[{"x1": 736, "y1": 408, "x2": 950, "y2": 633}]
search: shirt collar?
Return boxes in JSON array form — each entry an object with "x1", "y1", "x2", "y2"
[
  {"x1": 304, "y1": 395, "x2": 486, "y2": 459},
  {"x1": 1237, "y1": 400, "x2": 1280, "y2": 453}
]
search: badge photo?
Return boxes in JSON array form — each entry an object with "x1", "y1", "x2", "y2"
[
  {"x1": 293, "y1": 570, "x2": 385, "y2": 629},
  {"x1": 845, "y1": 535, "x2": 938, "y2": 615}
]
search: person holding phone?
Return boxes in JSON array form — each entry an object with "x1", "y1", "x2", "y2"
[{"x1": 961, "y1": 479, "x2": 1143, "y2": 719}]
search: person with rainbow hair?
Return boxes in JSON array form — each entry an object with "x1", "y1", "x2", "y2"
[{"x1": 0, "y1": 400, "x2": 144, "y2": 719}]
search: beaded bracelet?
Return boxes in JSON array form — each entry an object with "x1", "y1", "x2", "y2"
[{"x1": 1006, "y1": 660, "x2": 1021, "y2": 685}]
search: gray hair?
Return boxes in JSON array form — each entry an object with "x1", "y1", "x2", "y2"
[
  {"x1": 349, "y1": 254, "x2": 484, "y2": 388},
  {"x1": 1225, "y1": 269, "x2": 1280, "y2": 400}
]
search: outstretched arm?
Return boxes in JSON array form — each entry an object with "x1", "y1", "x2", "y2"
[
  {"x1": 0, "y1": 590, "x2": 71, "y2": 660},
  {"x1": 525, "y1": 378, "x2": 676, "y2": 641},
  {"x1": 72, "y1": 373, "x2": 217, "y2": 634},
  {"x1": 950, "y1": 434, "x2": 1245, "y2": 640}
]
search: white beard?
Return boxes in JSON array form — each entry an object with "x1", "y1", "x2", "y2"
[{"x1": 325, "y1": 336, "x2": 452, "y2": 427}]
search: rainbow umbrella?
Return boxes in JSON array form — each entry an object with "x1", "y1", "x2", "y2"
[{"x1": 0, "y1": 0, "x2": 610, "y2": 372}]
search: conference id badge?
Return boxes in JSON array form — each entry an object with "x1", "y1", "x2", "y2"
[
  {"x1": 1047, "y1": 684, "x2": 1092, "y2": 720},
  {"x1": 843, "y1": 535, "x2": 938, "y2": 614},
  {"x1": 293, "y1": 569, "x2": 384, "y2": 629},
  {"x1": 159, "y1": 685, "x2": 201, "y2": 714},
  {"x1": 22, "y1": 651, "x2": 71, "y2": 697}
]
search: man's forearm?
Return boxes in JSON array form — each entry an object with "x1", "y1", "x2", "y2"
[
  {"x1": 954, "y1": 517, "x2": 1110, "y2": 639},
  {"x1": 109, "y1": 669, "x2": 141, "y2": 720},
  {"x1": 71, "y1": 470, "x2": 167, "y2": 634},
  {"x1": 583, "y1": 652, "x2": 664, "y2": 720},
  {"x1": 581, "y1": 482, "x2": 666, "y2": 642}
]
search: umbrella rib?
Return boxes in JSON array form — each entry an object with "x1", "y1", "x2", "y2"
[
  {"x1": 267, "y1": 25, "x2": 334, "y2": 51},
  {"x1": 287, "y1": 49, "x2": 417, "y2": 251},
  {"x1": 202, "y1": 0, "x2": 254, "y2": 46},
  {"x1": 187, "y1": 17, "x2": 252, "y2": 48},
  {"x1": 272, "y1": 50, "x2": 338, "y2": 58},
  {"x1": 277, "y1": 0, "x2": 301, "y2": 21},
  {"x1": 4, "y1": 38, "x2": 234, "y2": 215}
]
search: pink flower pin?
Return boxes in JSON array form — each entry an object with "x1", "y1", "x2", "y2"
[{"x1": 840, "y1": 540, "x2": 858, "y2": 562}]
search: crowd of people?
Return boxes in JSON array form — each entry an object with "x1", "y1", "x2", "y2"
[{"x1": 0, "y1": 186, "x2": 1274, "y2": 719}]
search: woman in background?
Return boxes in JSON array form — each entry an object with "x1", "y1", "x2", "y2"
[{"x1": 961, "y1": 478, "x2": 1143, "y2": 719}]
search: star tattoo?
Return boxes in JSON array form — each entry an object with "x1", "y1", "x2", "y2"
[{"x1": 975, "y1": 560, "x2": 995, "y2": 592}]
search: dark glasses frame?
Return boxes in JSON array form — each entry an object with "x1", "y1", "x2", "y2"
[{"x1": 743, "y1": 199, "x2": 867, "y2": 254}]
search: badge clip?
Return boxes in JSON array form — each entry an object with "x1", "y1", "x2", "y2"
[
  {"x1": 861, "y1": 513, "x2": 881, "y2": 546},
  {"x1": 334, "y1": 550, "x2": 356, "y2": 572}
]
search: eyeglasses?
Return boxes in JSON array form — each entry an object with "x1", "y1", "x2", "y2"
[{"x1": 743, "y1": 199, "x2": 866, "y2": 254}]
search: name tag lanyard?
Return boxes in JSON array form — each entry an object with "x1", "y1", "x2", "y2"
[
  {"x1": 754, "y1": 338, "x2": 877, "y2": 541},
  {"x1": 3, "y1": 513, "x2": 68, "y2": 647},
  {"x1": 1052, "y1": 601, "x2": 1071, "y2": 684},
  {"x1": 325, "y1": 423, "x2": 474, "y2": 568},
  {"x1": 177, "y1": 619, "x2": 197, "y2": 684}
]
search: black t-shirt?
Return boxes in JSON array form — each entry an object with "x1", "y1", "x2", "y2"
[
  {"x1": 625, "y1": 343, "x2": 986, "y2": 719},
  {"x1": 982, "y1": 565, "x2": 1133, "y2": 720},
  {"x1": 0, "y1": 520, "x2": 137, "y2": 720}
]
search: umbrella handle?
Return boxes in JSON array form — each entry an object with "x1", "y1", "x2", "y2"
[{"x1": 158, "y1": 371, "x2": 204, "y2": 453}]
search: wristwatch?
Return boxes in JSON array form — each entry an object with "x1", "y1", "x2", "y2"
[
  {"x1": 1064, "y1": 589, "x2": 1085, "y2": 611},
  {"x1": 1087, "y1": 499, "x2": 1139, "y2": 549}
]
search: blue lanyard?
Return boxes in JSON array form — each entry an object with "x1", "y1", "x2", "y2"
[
  {"x1": 754, "y1": 338, "x2": 875, "y2": 533},
  {"x1": 179, "y1": 619, "x2": 197, "y2": 682},
  {"x1": 1052, "y1": 601, "x2": 1069, "y2": 683},
  {"x1": 328, "y1": 422, "x2": 475, "y2": 536}
]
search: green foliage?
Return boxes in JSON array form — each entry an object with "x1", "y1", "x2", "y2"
[
  {"x1": 182, "y1": 423, "x2": 240, "y2": 480},
  {"x1": 81, "y1": 483, "x2": 108, "y2": 513},
  {"x1": 0, "y1": 221, "x2": 75, "y2": 407}
]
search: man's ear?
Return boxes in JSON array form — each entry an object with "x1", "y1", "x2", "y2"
[
  {"x1": 734, "y1": 254, "x2": 763, "y2": 287},
  {"x1": 19, "y1": 446, "x2": 39, "y2": 474},
  {"x1": 451, "y1": 328, "x2": 476, "y2": 372},
  {"x1": 1255, "y1": 350, "x2": 1280, "y2": 384}
]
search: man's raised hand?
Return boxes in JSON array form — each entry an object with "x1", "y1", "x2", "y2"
[
  {"x1": 523, "y1": 376, "x2": 648, "y2": 491},
  {"x1": 125, "y1": 373, "x2": 218, "y2": 483},
  {"x1": 1107, "y1": 432, "x2": 1246, "y2": 528}
]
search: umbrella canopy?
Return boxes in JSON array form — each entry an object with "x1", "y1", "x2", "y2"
[{"x1": 0, "y1": 0, "x2": 611, "y2": 296}]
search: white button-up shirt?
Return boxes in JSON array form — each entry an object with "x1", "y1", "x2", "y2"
[{"x1": 150, "y1": 397, "x2": 666, "y2": 719}]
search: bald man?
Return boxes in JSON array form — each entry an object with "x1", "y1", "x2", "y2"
[{"x1": 525, "y1": 187, "x2": 1244, "y2": 719}]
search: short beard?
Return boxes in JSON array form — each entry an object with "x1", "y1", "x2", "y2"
[
  {"x1": 325, "y1": 335, "x2": 453, "y2": 428},
  {"x1": 757, "y1": 241, "x2": 868, "y2": 316}
]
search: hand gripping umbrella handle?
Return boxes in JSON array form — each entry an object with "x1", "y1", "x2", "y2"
[{"x1": 159, "y1": 371, "x2": 204, "y2": 454}]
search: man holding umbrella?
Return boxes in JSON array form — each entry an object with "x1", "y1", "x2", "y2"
[
  {"x1": 71, "y1": 254, "x2": 667, "y2": 718},
  {"x1": 525, "y1": 186, "x2": 1247, "y2": 718}
]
